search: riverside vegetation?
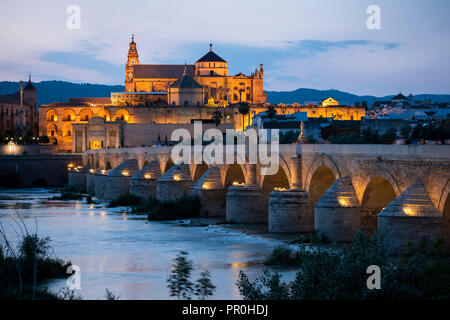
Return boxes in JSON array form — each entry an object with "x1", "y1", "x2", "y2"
[
  {"x1": 109, "y1": 193, "x2": 201, "y2": 221},
  {"x1": 237, "y1": 231, "x2": 450, "y2": 300},
  {"x1": 0, "y1": 228, "x2": 72, "y2": 299}
]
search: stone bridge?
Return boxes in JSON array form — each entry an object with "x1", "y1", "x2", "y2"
[{"x1": 71, "y1": 144, "x2": 450, "y2": 252}]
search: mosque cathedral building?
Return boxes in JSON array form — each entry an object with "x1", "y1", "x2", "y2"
[{"x1": 38, "y1": 36, "x2": 365, "y2": 152}]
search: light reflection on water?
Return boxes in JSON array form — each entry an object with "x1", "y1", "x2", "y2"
[{"x1": 0, "y1": 189, "x2": 295, "y2": 300}]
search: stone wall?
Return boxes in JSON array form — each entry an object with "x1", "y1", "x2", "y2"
[{"x1": 0, "y1": 154, "x2": 82, "y2": 187}]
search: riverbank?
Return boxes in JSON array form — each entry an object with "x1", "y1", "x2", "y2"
[{"x1": 0, "y1": 189, "x2": 297, "y2": 299}]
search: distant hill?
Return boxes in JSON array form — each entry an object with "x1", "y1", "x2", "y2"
[
  {"x1": 0, "y1": 81, "x2": 124, "y2": 106},
  {"x1": 1, "y1": 81, "x2": 449, "y2": 106},
  {"x1": 265, "y1": 88, "x2": 450, "y2": 105}
]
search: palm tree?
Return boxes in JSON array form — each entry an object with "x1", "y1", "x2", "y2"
[
  {"x1": 238, "y1": 102, "x2": 250, "y2": 131},
  {"x1": 211, "y1": 110, "x2": 223, "y2": 128},
  {"x1": 267, "y1": 104, "x2": 276, "y2": 120}
]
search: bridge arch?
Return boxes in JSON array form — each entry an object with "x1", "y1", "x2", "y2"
[
  {"x1": 259, "y1": 154, "x2": 292, "y2": 188},
  {"x1": 361, "y1": 176, "x2": 397, "y2": 234},
  {"x1": 224, "y1": 164, "x2": 246, "y2": 189},
  {"x1": 307, "y1": 165, "x2": 337, "y2": 206},
  {"x1": 193, "y1": 162, "x2": 209, "y2": 182},
  {"x1": 304, "y1": 153, "x2": 341, "y2": 193},
  {"x1": 164, "y1": 158, "x2": 175, "y2": 173},
  {"x1": 105, "y1": 161, "x2": 112, "y2": 170}
]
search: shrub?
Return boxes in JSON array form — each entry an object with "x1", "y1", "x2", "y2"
[
  {"x1": 0, "y1": 234, "x2": 71, "y2": 300},
  {"x1": 328, "y1": 132, "x2": 361, "y2": 144},
  {"x1": 290, "y1": 231, "x2": 328, "y2": 245},
  {"x1": 147, "y1": 194, "x2": 201, "y2": 221},
  {"x1": 132, "y1": 196, "x2": 160, "y2": 213},
  {"x1": 50, "y1": 186, "x2": 83, "y2": 200},
  {"x1": 237, "y1": 231, "x2": 450, "y2": 300},
  {"x1": 264, "y1": 246, "x2": 303, "y2": 266},
  {"x1": 108, "y1": 193, "x2": 142, "y2": 207}
]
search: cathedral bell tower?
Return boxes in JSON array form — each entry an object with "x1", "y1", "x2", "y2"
[{"x1": 125, "y1": 34, "x2": 139, "y2": 92}]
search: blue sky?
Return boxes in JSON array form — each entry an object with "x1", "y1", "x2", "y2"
[{"x1": 0, "y1": 0, "x2": 449, "y2": 96}]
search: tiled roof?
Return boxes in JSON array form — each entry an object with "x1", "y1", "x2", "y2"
[
  {"x1": 133, "y1": 64, "x2": 195, "y2": 79},
  {"x1": 392, "y1": 93, "x2": 408, "y2": 100},
  {"x1": 196, "y1": 51, "x2": 226, "y2": 63},
  {"x1": 24, "y1": 80, "x2": 36, "y2": 91},
  {"x1": 169, "y1": 75, "x2": 202, "y2": 89}
]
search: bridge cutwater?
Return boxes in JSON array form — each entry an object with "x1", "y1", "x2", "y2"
[{"x1": 68, "y1": 144, "x2": 450, "y2": 253}]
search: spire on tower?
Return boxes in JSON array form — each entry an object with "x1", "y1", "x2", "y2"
[
  {"x1": 210, "y1": 43, "x2": 213, "y2": 52},
  {"x1": 131, "y1": 34, "x2": 135, "y2": 43}
]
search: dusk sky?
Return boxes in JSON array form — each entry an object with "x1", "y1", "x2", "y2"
[{"x1": 0, "y1": 0, "x2": 449, "y2": 96}]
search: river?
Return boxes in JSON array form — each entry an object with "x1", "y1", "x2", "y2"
[{"x1": 0, "y1": 189, "x2": 294, "y2": 300}]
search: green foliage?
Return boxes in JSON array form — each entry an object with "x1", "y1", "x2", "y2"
[
  {"x1": 131, "y1": 196, "x2": 160, "y2": 213},
  {"x1": 211, "y1": 110, "x2": 223, "y2": 127},
  {"x1": 279, "y1": 130, "x2": 300, "y2": 144},
  {"x1": 361, "y1": 101, "x2": 368, "y2": 109},
  {"x1": 264, "y1": 246, "x2": 303, "y2": 266},
  {"x1": 329, "y1": 128, "x2": 398, "y2": 144},
  {"x1": 0, "y1": 234, "x2": 70, "y2": 299},
  {"x1": 50, "y1": 186, "x2": 83, "y2": 200},
  {"x1": 167, "y1": 251, "x2": 194, "y2": 299},
  {"x1": 147, "y1": 194, "x2": 201, "y2": 221},
  {"x1": 108, "y1": 193, "x2": 142, "y2": 207},
  {"x1": 291, "y1": 231, "x2": 328, "y2": 245},
  {"x1": 167, "y1": 251, "x2": 216, "y2": 300},
  {"x1": 194, "y1": 270, "x2": 216, "y2": 300},
  {"x1": 105, "y1": 288, "x2": 121, "y2": 300},
  {"x1": 267, "y1": 105, "x2": 276, "y2": 119},
  {"x1": 328, "y1": 132, "x2": 361, "y2": 144},
  {"x1": 400, "y1": 124, "x2": 412, "y2": 139},
  {"x1": 38, "y1": 135, "x2": 50, "y2": 144},
  {"x1": 410, "y1": 123, "x2": 450, "y2": 142},
  {"x1": 237, "y1": 231, "x2": 450, "y2": 300}
]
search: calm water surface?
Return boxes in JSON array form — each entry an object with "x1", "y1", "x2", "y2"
[{"x1": 0, "y1": 189, "x2": 293, "y2": 300}]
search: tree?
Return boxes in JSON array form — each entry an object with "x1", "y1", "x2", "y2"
[
  {"x1": 194, "y1": 270, "x2": 216, "y2": 299},
  {"x1": 361, "y1": 101, "x2": 368, "y2": 109},
  {"x1": 267, "y1": 105, "x2": 276, "y2": 120},
  {"x1": 211, "y1": 110, "x2": 223, "y2": 128},
  {"x1": 167, "y1": 251, "x2": 194, "y2": 299},
  {"x1": 238, "y1": 102, "x2": 250, "y2": 131},
  {"x1": 400, "y1": 124, "x2": 411, "y2": 139},
  {"x1": 355, "y1": 101, "x2": 361, "y2": 107}
]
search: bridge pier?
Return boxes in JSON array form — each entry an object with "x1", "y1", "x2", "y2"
[
  {"x1": 86, "y1": 169, "x2": 100, "y2": 195},
  {"x1": 68, "y1": 165, "x2": 91, "y2": 192},
  {"x1": 314, "y1": 177, "x2": 361, "y2": 242},
  {"x1": 130, "y1": 161, "x2": 162, "y2": 199},
  {"x1": 268, "y1": 189, "x2": 312, "y2": 233},
  {"x1": 94, "y1": 169, "x2": 109, "y2": 198},
  {"x1": 103, "y1": 159, "x2": 139, "y2": 201},
  {"x1": 156, "y1": 164, "x2": 192, "y2": 201},
  {"x1": 191, "y1": 167, "x2": 225, "y2": 217},
  {"x1": 378, "y1": 180, "x2": 443, "y2": 254},
  {"x1": 226, "y1": 184, "x2": 266, "y2": 224}
]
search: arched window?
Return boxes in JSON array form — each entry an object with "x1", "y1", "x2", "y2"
[
  {"x1": 184, "y1": 100, "x2": 189, "y2": 106},
  {"x1": 210, "y1": 70, "x2": 214, "y2": 76}
]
